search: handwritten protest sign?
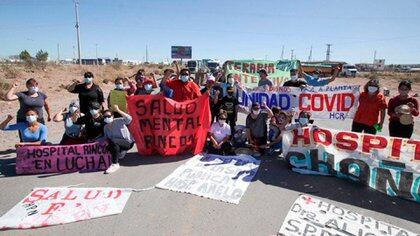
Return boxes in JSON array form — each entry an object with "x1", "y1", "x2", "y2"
[
  {"x1": 224, "y1": 60, "x2": 300, "y2": 88},
  {"x1": 16, "y1": 142, "x2": 111, "y2": 175},
  {"x1": 127, "y1": 94, "x2": 211, "y2": 156},
  {"x1": 109, "y1": 90, "x2": 127, "y2": 112},
  {"x1": 282, "y1": 127, "x2": 420, "y2": 203},
  {"x1": 278, "y1": 195, "x2": 417, "y2": 236},
  {"x1": 156, "y1": 154, "x2": 260, "y2": 204},
  {"x1": 0, "y1": 187, "x2": 132, "y2": 230},
  {"x1": 237, "y1": 85, "x2": 360, "y2": 120}
]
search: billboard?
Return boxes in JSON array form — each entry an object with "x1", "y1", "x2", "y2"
[{"x1": 171, "y1": 46, "x2": 192, "y2": 59}]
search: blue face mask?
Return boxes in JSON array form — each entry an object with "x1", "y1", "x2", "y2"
[
  {"x1": 144, "y1": 84, "x2": 153, "y2": 91},
  {"x1": 84, "y1": 77, "x2": 93, "y2": 83},
  {"x1": 28, "y1": 87, "x2": 39, "y2": 94},
  {"x1": 180, "y1": 75, "x2": 189, "y2": 82},
  {"x1": 26, "y1": 115, "x2": 37, "y2": 123},
  {"x1": 115, "y1": 84, "x2": 124, "y2": 90}
]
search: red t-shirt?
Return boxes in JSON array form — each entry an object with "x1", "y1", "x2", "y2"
[
  {"x1": 387, "y1": 95, "x2": 419, "y2": 121},
  {"x1": 166, "y1": 80, "x2": 201, "y2": 102},
  {"x1": 353, "y1": 92, "x2": 387, "y2": 126}
]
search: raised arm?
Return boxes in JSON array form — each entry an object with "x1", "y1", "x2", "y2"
[
  {"x1": 53, "y1": 108, "x2": 67, "y2": 122},
  {"x1": 6, "y1": 82, "x2": 19, "y2": 101},
  {"x1": 113, "y1": 105, "x2": 132, "y2": 125},
  {"x1": 0, "y1": 114, "x2": 14, "y2": 130},
  {"x1": 44, "y1": 99, "x2": 52, "y2": 122},
  {"x1": 67, "y1": 79, "x2": 81, "y2": 93}
]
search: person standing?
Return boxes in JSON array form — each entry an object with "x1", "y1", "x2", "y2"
[
  {"x1": 246, "y1": 102, "x2": 273, "y2": 157},
  {"x1": 68, "y1": 72, "x2": 105, "y2": 115},
  {"x1": 257, "y1": 69, "x2": 273, "y2": 88},
  {"x1": 387, "y1": 80, "x2": 418, "y2": 138},
  {"x1": 6, "y1": 78, "x2": 52, "y2": 124},
  {"x1": 220, "y1": 86, "x2": 239, "y2": 135},
  {"x1": 103, "y1": 105, "x2": 135, "y2": 174},
  {"x1": 352, "y1": 79, "x2": 387, "y2": 135},
  {"x1": 201, "y1": 75, "x2": 223, "y2": 123},
  {"x1": 161, "y1": 61, "x2": 201, "y2": 102},
  {"x1": 283, "y1": 69, "x2": 307, "y2": 88}
]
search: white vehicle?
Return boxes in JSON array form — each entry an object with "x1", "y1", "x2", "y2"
[
  {"x1": 187, "y1": 60, "x2": 202, "y2": 74},
  {"x1": 342, "y1": 64, "x2": 358, "y2": 77},
  {"x1": 206, "y1": 60, "x2": 221, "y2": 73}
]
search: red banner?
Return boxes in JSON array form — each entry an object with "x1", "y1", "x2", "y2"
[{"x1": 127, "y1": 94, "x2": 211, "y2": 156}]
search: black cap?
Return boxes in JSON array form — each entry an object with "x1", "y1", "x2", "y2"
[
  {"x1": 290, "y1": 69, "x2": 297, "y2": 72},
  {"x1": 258, "y1": 69, "x2": 268, "y2": 75},
  {"x1": 251, "y1": 103, "x2": 260, "y2": 109}
]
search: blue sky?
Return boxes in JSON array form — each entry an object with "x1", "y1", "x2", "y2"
[{"x1": 1, "y1": 0, "x2": 420, "y2": 64}]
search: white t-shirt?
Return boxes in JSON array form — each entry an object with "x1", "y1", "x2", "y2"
[{"x1": 210, "y1": 122, "x2": 231, "y2": 143}]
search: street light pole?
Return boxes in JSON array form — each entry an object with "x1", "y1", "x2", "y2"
[{"x1": 74, "y1": 0, "x2": 82, "y2": 65}]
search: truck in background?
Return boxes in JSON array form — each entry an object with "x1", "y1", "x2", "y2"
[{"x1": 342, "y1": 64, "x2": 358, "y2": 77}]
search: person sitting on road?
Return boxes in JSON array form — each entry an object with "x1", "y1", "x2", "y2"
[
  {"x1": 74, "y1": 102, "x2": 106, "y2": 142},
  {"x1": 0, "y1": 108, "x2": 48, "y2": 148},
  {"x1": 283, "y1": 69, "x2": 307, "y2": 88},
  {"x1": 246, "y1": 102, "x2": 273, "y2": 157},
  {"x1": 268, "y1": 107, "x2": 287, "y2": 154},
  {"x1": 208, "y1": 111, "x2": 234, "y2": 156},
  {"x1": 103, "y1": 105, "x2": 135, "y2": 174},
  {"x1": 53, "y1": 101, "x2": 85, "y2": 145},
  {"x1": 285, "y1": 110, "x2": 315, "y2": 132},
  {"x1": 161, "y1": 61, "x2": 201, "y2": 102},
  {"x1": 302, "y1": 67, "x2": 339, "y2": 87},
  {"x1": 67, "y1": 72, "x2": 105, "y2": 116}
]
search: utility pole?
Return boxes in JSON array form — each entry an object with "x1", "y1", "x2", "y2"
[
  {"x1": 308, "y1": 45, "x2": 313, "y2": 62},
  {"x1": 95, "y1": 43, "x2": 98, "y2": 65},
  {"x1": 74, "y1": 0, "x2": 82, "y2": 65},
  {"x1": 290, "y1": 49, "x2": 294, "y2": 60},
  {"x1": 145, "y1": 45, "x2": 149, "y2": 63},
  {"x1": 281, "y1": 45, "x2": 284, "y2": 59},
  {"x1": 373, "y1": 50, "x2": 377, "y2": 63},
  {"x1": 57, "y1": 43, "x2": 60, "y2": 62},
  {"x1": 72, "y1": 45, "x2": 76, "y2": 61},
  {"x1": 326, "y1": 44, "x2": 331, "y2": 62}
]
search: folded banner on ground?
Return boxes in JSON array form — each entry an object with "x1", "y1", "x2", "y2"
[
  {"x1": 127, "y1": 94, "x2": 211, "y2": 156},
  {"x1": 16, "y1": 142, "x2": 111, "y2": 175},
  {"x1": 238, "y1": 85, "x2": 360, "y2": 120},
  {"x1": 0, "y1": 187, "x2": 132, "y2": 230},
  {"x1": 156, "y1": 154, "x2": 260, "y2": 204},
  {"x1": 282, "y1": 127, "x2": 420, "y2": 203},
  {"x1": 224, "y1": 60, "x2": 300, "y2": 88},
  {"x1": 278, "y1": 195, "x2": 417, "y2": 236}
]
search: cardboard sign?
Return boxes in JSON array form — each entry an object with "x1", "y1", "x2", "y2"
[
  {"x1": 16, "y1": 142, "x2": 111, "y2": 175},
  {"x1": 109, "y1": 90, "x2": 127, "y2": 112},
  {"x1": 237, "y1": 85, "x2": 360, "y2": 120},
  {"x1": 282, "y1": 127, "x2": 420, "y2": 203},
  {"x1": 127, "y1": 94, "x2": 211, "y2": 156},
  {"x1": 224, "y1": 60, "x2": 300, "y2": 88},
  {"x1": 171, "y1": 46, "x2": 192, "y2": 59},
  {"x1": 0, "y1": 187, "x2": 132, "y2": 230},
  {"x1": 156, "y1": 154, "x2": 260, "y2": 204},
  {"x1": 279, "y1": 195, "x2": 418, "y2": 236}
]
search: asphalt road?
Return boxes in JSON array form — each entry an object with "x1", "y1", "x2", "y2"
[{"x1": 0, "y1": 113, "x2": 419, "y2": 236}]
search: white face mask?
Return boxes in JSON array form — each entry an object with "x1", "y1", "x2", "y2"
[
  {"x1": 69, "y1": 106, "x2": 78, "y2": 114},
  {"x1": 368, "y1": 86, "x2": 378, "y2": 93},
  {"x1": 299, "y1": 117, "x2": 308, "y2": 126},
  {"x1": 104, "y1": 117, "x2": 114, "y2": 124},
  {"x1": 290, "y1": 75, "x2": 298, "y2": 81},
  {"x1": 180, "y1": 75, "x2": 189, "y2": 82},
  {"x1": 26, "y1": 115, "x2": 37, "y2": 123},
  {"x1": 90, "y1": 109, "x2": 99, "y2": 116},
  {"x1": 28, "y1": 86, "x2": 39, "y2": 94},
  {"x1": 252, "y1": 109, "x2": 260, "y2": 115},
  {"x1": 144, "y1": 84, "x2": 153, "y2": 91},
  {"x1": 84, "y1": 77, "x2": 93, "y2": 83},
  {"x1": 219, "y1": 120, "x2": 226, "y2": 125},
  {"x1": 115, "y1": 84, "x2": 124, "y2": 90},
  {"x1": 228, "y1": 78, "x2": 234, "y2": 84}
]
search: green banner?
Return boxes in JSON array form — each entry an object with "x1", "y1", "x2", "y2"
[{"x1": 224, "y1": 59, "x2": 300, "y2": 88}]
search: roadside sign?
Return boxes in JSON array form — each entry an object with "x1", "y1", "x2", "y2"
[{"x1": 171, "y1": 46, "x2": 192, "y2": 59}]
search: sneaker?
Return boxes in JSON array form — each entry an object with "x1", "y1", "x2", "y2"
[{"x1": 105, "y1": 163, "x2": 120, "y2": 174}]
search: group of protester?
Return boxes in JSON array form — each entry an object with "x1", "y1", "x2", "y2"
[{"x1": 0, "y1": 61, "x2": 418, "y2": 172}]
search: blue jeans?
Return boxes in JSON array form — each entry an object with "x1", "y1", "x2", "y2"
[{"x1": 269, "y1": 129, "x2": 282, "y2": 149}]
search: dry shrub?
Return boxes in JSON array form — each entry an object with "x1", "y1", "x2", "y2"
[
  {"x1": 0, "y1": 78, "x2": 11, "y2": 100},
  {"x1": 1, "y1": 64, "x2": 22, "y2": 79}
]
